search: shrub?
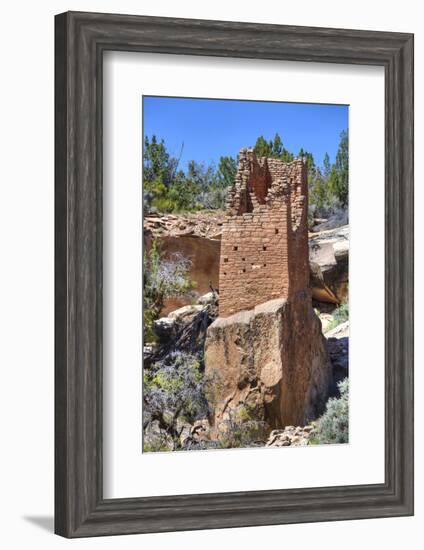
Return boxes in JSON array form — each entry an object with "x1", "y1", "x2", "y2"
[
  {"x1": 196, "y1": 185, "x2": 229, "y2": 210},
  {"x1": 143, "y1": 241, "x2": 193, "y2": 342},
  {"x1": 143, "y1": 132, "x2": 348, "y2": 217},
  {"x1": 334, "y1": 300, "x2": 348, "y2": 323},
  {"x1": 143, "y1": 424, "x2": 174, "y2": 453},
  {"x1": 216, "y1": 404, "x2": 269, "y2": 449},
  {"x1": 327, "y1": 299, "x2": 349, "y2": 331},
  {"x1": 143, "y1": 136, "x2": 236, "y2": 213},
  {"x1": 310, "y1": 378, "x2": 349, "y2": 444},
  {"x1": 143, "y1": 351, "x2": 209, "y2": 451}
]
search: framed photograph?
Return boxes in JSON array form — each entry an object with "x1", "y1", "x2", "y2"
[{"x1": 55, "y1": 11, "x2": 414, "y2": 538}]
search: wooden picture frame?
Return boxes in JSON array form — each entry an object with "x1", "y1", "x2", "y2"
[{"x1": 55, "y1": 11, "x2": 414, "y2": 538}]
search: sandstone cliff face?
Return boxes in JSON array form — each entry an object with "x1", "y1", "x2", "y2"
[
  {"x1": 204, "y1": 292, "x2": 332, "y2": 433},
  {"x1": 144, "y1": 221, "x2": 349, "y2": 314},
  {"x1": 309, "y1": 225, "x2": 349, "y2": 304},
  {"x1": 144, "y1": 233, "x2": 220, "y2": 316}
]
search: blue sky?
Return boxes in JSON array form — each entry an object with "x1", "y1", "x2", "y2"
[{"x1": 143, "y1": 96, "x2": 348, "y2": 170}]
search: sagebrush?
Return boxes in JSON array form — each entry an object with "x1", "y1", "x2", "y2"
[
  {"x1": 143, "y1": 351, "x2": 209, "y2": 451},
  {"x1": 310, "y1": 378, "x2": 349, "y2": 444}
]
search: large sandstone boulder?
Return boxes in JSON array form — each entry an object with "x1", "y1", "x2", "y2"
[
  {"x1": 309, "y1": 225, "x2": 349, "y2": 304},
  {"x1": 204, "y1": 291, "x2": 332, "y2": 435}
]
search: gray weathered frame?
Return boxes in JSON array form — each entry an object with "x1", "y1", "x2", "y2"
[{"x1": 55, "y1": 11, "x2": 414, "y2": 538}]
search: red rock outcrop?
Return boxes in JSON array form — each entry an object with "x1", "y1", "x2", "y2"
[{"x1": 205, "y1": 294, "x2": 331, "y2": 431}]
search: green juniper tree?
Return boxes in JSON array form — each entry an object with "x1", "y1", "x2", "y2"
[
  {"x1": 323, "y1": 152, "x2": 331, "y2": 179},
  {"x1": 143, "y1": 135, "x2": 186, "y2": 213},
  {"x1": 217, "y1": 155, "x2": 237, "y2": 188},
  {"x1": 254, "y1": 133, "x2": 294, "y2": 162},
  {"x1": 331, "y1": 130, "x2": 349, "y2": 208},
  {"x1": 143, "y1": 130, "x2": 348, "y2": 219}
]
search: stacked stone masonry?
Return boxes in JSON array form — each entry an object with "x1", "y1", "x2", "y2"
[{"x1": 219, "y1": 148, "x2": 309, "y2": 317}]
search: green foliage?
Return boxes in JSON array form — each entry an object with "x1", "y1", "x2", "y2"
[
  {"x1": 143, "y1": 241, "x2": 193, "y2": 342},
  {"x1": 143, "y1": 130, "x2": 349, "y2": 219},
  {"x1": 185, "y1": 160, "x2": 230, "y2": 210},
  {"x1": 150, "y1": 353, "x2": 203, "y2": 408},
  {"x1": 254, "y1": 133, "x2": 294, "y2": 162},
  {"x1": 323, "y1": 152, "x2": 331, "y2": 179},
  {"x1": 298, "y1": 148, "x2": 315, "y2": 173},
  {"x1": 333, "y1": 300, "x2": 349, "y2": 324},
  {"x1": 310, "y1": 379, "x2": 349, "y2": 444},
  {"x1": 252, "y1": 131, "x2": 348, "y2": 223},
  {"x1": 308, "y1": 130, "x2": 349, "y2": 223},
  {"x1": 143, "y1": 135, "x2": 237, "y2": 213},
  {"x1": 252, "y1": 135, "x2": 271, "y2": 157},
  {"x1": 143, "y1": 309, "x2": 158, "y2": 344},
  {"x1": 143, "y1": 135, "x2": 174, "y2": 185},
  {"x1": 309, "y1": 167, "x2": 327, "y2": 211},
  {"x1": 330, "y1": 130, "x2": 349, "y2": 208},
  {"x1": 143, "y1": 433, "x2": 173, "y2": 453},
  {"x1": 144, "y1": 359, "x2": 269, "y2": 451},
  {"x1": 143, "y1": 135, "x2": 186, "y2": 213},
  {"x1": 327, "y1": 299, "x2": 349, "y2": 332},
  {"x1": 143, "y1": 351, "x2": 210, "y2": 451},
  {"x1": 217, "y1": 155, "x2": 237, "y2": 188},
  {"x1": 166, "y1": 171, "x2": 201, "y2": 211},
  {"x1": 217, "y1": 404, "x2": 268, "y2": 449}
]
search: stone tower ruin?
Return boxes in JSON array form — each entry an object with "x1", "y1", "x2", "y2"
[
  {"x1": 205, "y1": 148, "x2": 332, "y2": 432},
  {"x1": 219, "y1": 148, "x2": 309, "y2": 317}
]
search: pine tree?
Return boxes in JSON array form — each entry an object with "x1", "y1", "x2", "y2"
[
  {"x1": 253, "y1": 135, "x2": 272, "y2": 157},
  {"x1": 217, "y1": 156, "x2": 237, "y2": 188},
  {"x1": 323, "y1": 152, "x2": 331, "y2": 179},
  {"x1": 271, "y1": 133, "x2": 283, "y2": 157},
  {"x1": 334, "y1": 130, "x2": 349, "y2": 207},
  {"x1": 254, "y1": 133, "x2": 294, "y2": 162},
  {"x1": 309, "y1": 167, "x2": 327, "y2": 210}
]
